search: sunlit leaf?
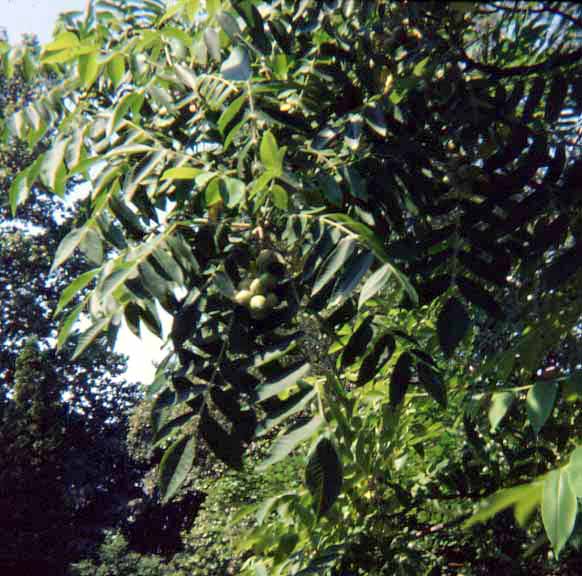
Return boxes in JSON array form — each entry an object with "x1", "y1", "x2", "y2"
[
  {"x1": 489, "y1": 391, "x2": 514, "y2": 432},
  {"x1": 256, "y1": 361, "x2": 311, "y2": 402},
  {"x1": 55, "y1": 267, "x2": 100, "y2": 317},
  {"x1": 312, "y1": 237, "x2": 357, "y2": 296},
  {"x1": 258, "y1": 415, "x2": 324, "y2": 470},
  {"x1": 221, "y1": 46, "x2": 251, "y2": 81},
  {"x1": 542, "y1": 469, "x2": 577, "y2": 557}
]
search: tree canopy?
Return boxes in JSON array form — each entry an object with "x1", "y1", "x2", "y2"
[{"x1": 2, "y1": 0, "x2": 582, "y2": 573}]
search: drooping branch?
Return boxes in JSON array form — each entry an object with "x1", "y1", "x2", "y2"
[{"x1": 488, "y1": 2, "x2": 582, "y2": 28}]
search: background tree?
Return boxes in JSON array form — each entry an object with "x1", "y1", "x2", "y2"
[
  {"x1": 3, "y1": 1, "x2": 582, "y2": 574},
  {"x1": 0, "y1": 28, "x2": 145, "y2": 575}
]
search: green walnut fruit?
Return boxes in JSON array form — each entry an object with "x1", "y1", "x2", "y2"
[
  {"x1": 249, "y1": 294, "x2": 269, "y2": 319},
  {"x1": 238, "y1": 278, "x2": 252, "y2": 291},
  {"x1": 250, "y1": 278, "x2": 265, "y2": 295},
  {"x1": 234, "y1": 290, "x2": 253, "y2": 306},
  {"x1": 250, "y1": 294, "x2": 267, "y2": 310}
]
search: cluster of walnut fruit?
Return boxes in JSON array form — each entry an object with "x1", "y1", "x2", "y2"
[{"x1": 234, "y1": 249, "x2": 285, "y2": 319}]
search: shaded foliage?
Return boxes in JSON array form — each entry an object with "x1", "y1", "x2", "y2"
[{"x1": 3, "y1": 0, "x2": 582, "y2": 574}]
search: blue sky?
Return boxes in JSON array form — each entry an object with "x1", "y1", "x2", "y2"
[
  {"x1": 2, "y1": 0, "x2": 168, "y2": 384},
  {"x1": 1, "y1": 0, "x2": 87, "y2": 43}
]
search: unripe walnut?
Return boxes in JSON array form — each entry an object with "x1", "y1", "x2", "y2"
[{"x1": 234, "y1": 290, "x2": 253, "y2": 306}]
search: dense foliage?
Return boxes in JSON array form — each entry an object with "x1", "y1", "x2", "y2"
[{"x1": 2, "y1": 0, "x2": 582, "y2": 573}]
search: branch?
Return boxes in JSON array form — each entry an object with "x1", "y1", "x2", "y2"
[
  {"x1": 489, "y1": 2, "x2": 582, "y2": 28},
  {"x1": 460, "y1": 46, "x2": 582, "y2": 78}
]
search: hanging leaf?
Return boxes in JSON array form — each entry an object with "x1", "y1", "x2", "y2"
[
  {"x1": 203, "y1": 28, "x2": 221, "y2": 62},
  {"x1": 217, "y1": 11, "x2": 241, "y2": 39},
  {"x1": 54, "y1": 267, "x2": 100, "y2": 317},
  {"x1": 51, "y1": 228, "x2": 84, "y2": 272},
  {"x1": 271, "y1": 184, "x2": 288, "y2": 209},
  {"x1": 417, "y1": 362, "x2": 447, "y2": 408},
  {"x1": 340, "y1": 317, "x2": 373, "y2": 370},
  {"x1": 465, "y1": 482, "x2": 543, "y2": 528},
  {"x1": 437, "y1": 297, "x2": 471, "y2": 357},
  {"x1": 489, "y1": 391, "x2": 514, "y2": 432},
  {"x1": 221, "y1": 46, "x2": 251, "y2": 81},
  {"x1": 40, "y1": 136, "x2": 70, "y2": 196},
  {"x1": 108, "y1": 53, "x2": 125, "y2": 88},
  {"x1": 218, "y1": 94, "x2": 247, "y2": 134},
  {"x1": 330, "y1": 251, "x2": 375, "y2": 307},
  {"x1": 357, "y1": 333, "x2": 395, "y2": 386},
  {"x1": 312, "y1": 237, "x2": 357, "y2": 296},
  {"x1": 199, "y1": 405, "x2": 244, "y2": 469},
  {"x1": 151, "y1": 247, "x2": 184, "y2": 284},
  {"x1": 57, "y1": 301, "x2": 85, "y2": 350},
  {"x1": 79, "y1": 227, "x2": 104, "y2": 265},
  {"x1": 542, "y1": 468, "x2": 577, "y2": 557},
  {"x1": 256, "y1": 387, "x2": 317, "y2": 437},
  {"x1": 214, "y1": 271, "x2": 236, "y2": 299},
  {"x1": 260, "y1": 130, "x2": 284, "y2": 174},
  {"x1": 9, "y1": 169, "x2": 30, "y2": 215},
  {"x1": 305, "y1": 436, "x2": 343, "y2": 517},
  {"x1": 153, "y1": 411, "x2": 197, "y2": 446},
  {"x1": 72, "y1": 317, "x2": 111, "y2": 360},
  {"x1": 78, "y1": 51, "x2": 100, "y2": 88},
  {"x1": 390, "y1": 352, "x2": 411, "y2": 407},
  {"x1": 158, "y1": 434, "x2": 197, "y2": 502},
  {"x1": 256, "y1": 361, "x2": 311, "y2": 401},
  {"x1": 527, "y1": 381, "x2": 559, "y2": 435},
  {"x1": 358, "y1": 262, "x2": 392, "y2": 309},
  {"x1": 124, "y1": 302, "x2": 141, "y2": 337},
  {"x1": 258, "y1": 414, "x2": 324, "y2": 470}
]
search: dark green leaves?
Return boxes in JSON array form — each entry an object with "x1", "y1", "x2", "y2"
[
  {"x1": 390, "y1": 352, "x2": 411, "y2": 407},
  {"x1": 199, "y1": 405, "x2": 244, "y2": 469},
  {"x1": 527, "y1": 382, "x2": 558, "y2": 435},
  {"x1": 340, "y1": 317, "x2": 373, "y2": 370},
  {"x1": 312, "y1": 237, "x2": 357, "y2": 296},
  {"x1": 437, "y1": 297, "x2": 470, "y2": 357},
  {"x1": 256, "y1": 361, "x2": 311, "y2": 401},
  {"x1": 158, "y1": 434, "x2": 196, "y2": 502},
  {"x1": 545, "y1": 75, "x2": 568, "y2": 123},
  {"x1": 330, "y1": 250, "x2": 374, "y2": 307},
  {"x1": 458, "y1": 277, "x2": 504, "y2": 320},
  {"x1": 417, "y1": 362, "x2": 447, "y2": 408},
  {"x1": 256, "y1": 387, "x2": 316, "y2": 437},
  {"x1": 357, "y1": 333, "x2": 395, "y2": 386},
  {"x1": 305, "y1": 436, "x2": 343, "y2": 517},
  {"x1": 232, "y1": 1, "x2": 270, "y2": 53}
]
